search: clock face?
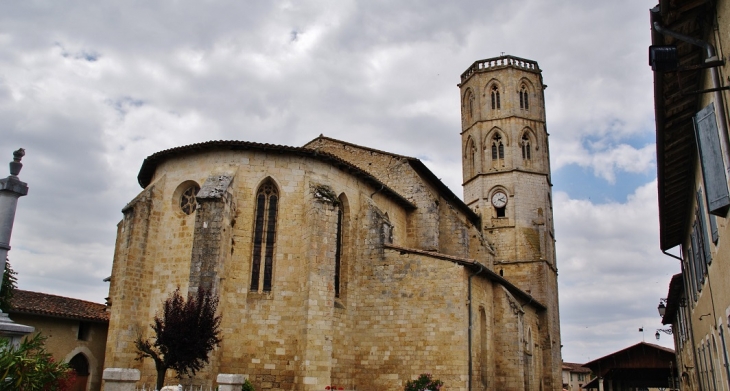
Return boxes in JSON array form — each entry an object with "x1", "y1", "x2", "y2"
[{"x1": 491, "y1": 191, "x2": 507, "y2": 208}]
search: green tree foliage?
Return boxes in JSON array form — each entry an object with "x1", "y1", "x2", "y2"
[
  {"x1": 404, "y1": 374, "x2": 444, "y2": 391},
  {"x1": 0, "y1": 333, "x2": 74, "y2": 390},
  {"x1": 241, "y1": 378, "x2": 255, "y2": 391},
  {"x1": 135, "y1": 287, "x2": 222, "y2": 390},
  {"x1": 0, "y1": 259, "x2": 18, "y2": 312}
]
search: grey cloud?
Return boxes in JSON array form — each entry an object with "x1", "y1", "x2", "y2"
[{"x1": 1, "y1": 0, "x2": 668, "y2": 363}]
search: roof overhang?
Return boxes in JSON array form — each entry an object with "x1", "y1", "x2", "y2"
[
  {"x1": 137, "y1": 140, "x2": 416, "y2": 211},
  {"x1": 652, "y1": 0, "x2": 713, "y2": 250}
]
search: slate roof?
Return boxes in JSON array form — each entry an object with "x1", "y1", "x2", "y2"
[{"x1": 8, "y1": 290, "x2": 109, "y2": 323}]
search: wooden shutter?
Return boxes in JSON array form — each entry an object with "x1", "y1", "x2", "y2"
[
  {"x1": 694, "y1": 103, "x2": 730, "y2": 216},
  {"x1": 691, "y1": 225, "x2": 704, "y2": 288},
  {"x1": 696, "y1": 190, "x2": 713, "y2": 265}
]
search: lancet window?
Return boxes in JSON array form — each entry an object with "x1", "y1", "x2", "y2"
[
  {"x1": 467, "y1": 138, "x2": 477, "y2": 177},
  {"x1": 251, "y1": 180, "x2": 279, "y2": 292},
  {"x1": 519, "y1": 85, "x2": 529, "y2": 110},
  {"x1": 491, "y1": 85, "x2": 500, "y2": 110},
  {"x1": 465, "y1": 89, "x2": 475, "y2": 120},
  {"x1": 491, "y1": 134, "x2": 504, "y2": 163},
  {"x1": 521, "y1": 133, "x2": 531, "y2": 160}
]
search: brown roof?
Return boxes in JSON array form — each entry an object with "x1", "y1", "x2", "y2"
[
  {"x1": 652, "y1": 0, "x2": 714, "y2": 250},
  {"x1": 562, "y1": 362, "x2": 592, "y2": 373},
  {"x1": 304, "y1": 135, "x2": 482, "y2": 228},
  {"x1": 8, "y1": 290, "x2": 109, "y2": 323},
  {"x1": 583, "y1": 342, "x2": 675, "y2": 374}
]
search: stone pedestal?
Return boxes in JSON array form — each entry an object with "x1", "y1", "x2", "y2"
[
  {"x1": 0, "y1": 311, "x2": 34, "y2": 347},
  {"x1": 217, "y1": 374, "x2": 247, "y2": 391},
  {"x1": 102, "y1": 368, "x2": 140, "y2": 391}
]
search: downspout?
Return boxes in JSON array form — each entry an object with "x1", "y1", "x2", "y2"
[
  {"x1": 664, "y1": 250, "x2": 705, "y2": 391},
  {"x1": 652, "y1": 7, "x2": 730, "y2": 182},
  {"x1": 468, "y1": 263, "x2": 484, "y2": 391}
]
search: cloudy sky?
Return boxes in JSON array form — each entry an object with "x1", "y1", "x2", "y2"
[{"x1": 0, "y1": 0, "x2": 676, "y2": 363}]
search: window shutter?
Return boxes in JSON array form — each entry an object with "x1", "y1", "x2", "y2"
[
  {"x1": 697, "y1": 190, "x2": 713, "y2": 264},
  {"x1": 694, "y1": 103, "x2": 730, "y2": 216},
  {"x1": 691, "y1": 226, "x2": 704, "y2": 288},
  {"x1": 698, "y1": 188, "x2": 720, "y2": 243},
  {"x1": 684, "y1": 250, "x2": 698, "y2": 302}
]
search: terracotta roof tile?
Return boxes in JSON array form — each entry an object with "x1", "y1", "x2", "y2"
[
  {"x1": 8, "y1": 290, "x2": 109, "y2": 323},
  {"x1": 562, "y1": 362, "x2": 591, "y2": 373}
]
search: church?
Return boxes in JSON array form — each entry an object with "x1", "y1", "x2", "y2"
[{"x1": 102, "y1": 55, "x2": 562, "y2": 391}]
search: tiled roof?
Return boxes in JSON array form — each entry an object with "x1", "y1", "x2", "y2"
[
  {"x1": 304, "y1": 135, "x2": 482, "y2": 228},
  {"x1": 8, "y1": 290, "x2": 109, "y2": 323},
  {"x1": 135, "y1": 139, "x2": 416, "y2": 211},
  {"x1": 562, "y1": 362, "x2": 591, "y2": 373}
]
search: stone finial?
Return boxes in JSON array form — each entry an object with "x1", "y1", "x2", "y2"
[{"x1": 9, "y1": 148, "x2": 25, "y2": 177}]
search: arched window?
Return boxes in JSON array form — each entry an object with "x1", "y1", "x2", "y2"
[
  {"x1": 480, "y1": 307, "x2": 488, "y2": 387},
  {"x1": 251, "y1": 180, "x2": 279, "y2": 292},
  {"x1": 180, "y1": 184, "x2": 200, "y2": 215},
  {"x1": 334, "y1": 193, "x2": 350, "y2": 303},
  {"x1": 465, "y1": 89, "x2": 475, "y2": 120},
  {"x1": 467, "y1": 138, "x2": 477, "y2": 176},
  {"x1": 335, "y1": 207, "x2": 342, "y2": 298},
  {"x1": 491, "y1": 85, "x2": 500, "y2": 110},
  {"x1": 491, "y1": 133, "x2": 504, "y2": 164},
  {"x1": 519, "y1": 84, "x2": 529, "y2": 110},
  {"x1": 521, "y1": 133, "x2": 531, "y2": 160}
]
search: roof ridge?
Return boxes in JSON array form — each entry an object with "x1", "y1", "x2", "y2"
[
  {"x1": 304, "y1": 135, "x2": 417, "y2": 161},
  {"x1": 14, "y1": 289, "x2": 106, "y2": 306}
]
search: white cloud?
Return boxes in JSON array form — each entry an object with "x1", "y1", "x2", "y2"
[
  {"x1": 555, "y1": 143, "x2": 656, "y2": 183},
  {"x1": 555, "y1": 181, "x2": 680, "y2": 360}
]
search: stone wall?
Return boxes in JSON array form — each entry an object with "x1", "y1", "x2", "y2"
[{"x1": 104, "y1": 145, "x2": 555, "y2": 390}]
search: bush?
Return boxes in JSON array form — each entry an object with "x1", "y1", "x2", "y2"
[
  {"x1": 0, "y1": 333, "x2": 74, "y2": 390},
  {"x1": 404, "y1": 373, "x2": 444, "y2": 391},
  {"x1": 241, "y1": 379, "x2": 255, "y2": 391}
]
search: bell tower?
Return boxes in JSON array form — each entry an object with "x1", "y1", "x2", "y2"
[{"x1": 459, "y1": 55, "x2": 561, "y2": 384}]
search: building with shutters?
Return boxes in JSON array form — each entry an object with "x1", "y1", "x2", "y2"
[
  {"x1": 651, "y1": 1, "x2": 730, "y2": 390},
  {"x1": 102, "y1": 55, "x2": 562, "y2": 390}
]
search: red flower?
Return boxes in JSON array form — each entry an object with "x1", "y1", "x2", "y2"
[{"x1": 325, "y1": 386, "x2": 331, "y2": 390}]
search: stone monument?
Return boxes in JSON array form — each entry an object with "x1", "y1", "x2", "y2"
[{"x1": 0, "y1": 149, "x2": 34, "y2": 345}]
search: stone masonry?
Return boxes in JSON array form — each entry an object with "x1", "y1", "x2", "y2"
[{"x1": 103, "y1": 55, "x2": 562, "y2": 391}]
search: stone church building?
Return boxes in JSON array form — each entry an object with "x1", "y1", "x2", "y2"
[{"x1": 103, "y1": 55, "x2": 562, "y2": 391}]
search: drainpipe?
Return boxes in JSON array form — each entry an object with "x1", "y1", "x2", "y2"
[
  {"x1": 652, "y1": 7, "x2": 730, "y2": 182},
  {"x1": 467, "y1": 263, "x2": 484, "y2": 391},
  {"x1": 664, "y1": 250, "x2": 704, "y2": 391}
]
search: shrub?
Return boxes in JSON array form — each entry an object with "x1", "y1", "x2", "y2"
[
  {"x1": 0, "y1": 333, "x2": 74, "y2": 390},
  {"x1": 404, "y1": 373, "x2": 444, "y2": 391},
  {"x1": 241, "y1": 379, "x2": 255, "y2": 391}
]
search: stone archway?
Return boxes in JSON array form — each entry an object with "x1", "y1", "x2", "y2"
[{"x1": 68, "y1": 353, "x2": 90, "y2": 391}]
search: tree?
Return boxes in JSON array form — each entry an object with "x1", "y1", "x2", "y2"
[
  {"x1": 135, "y1": 287, "x2": 222, "y2": 390},
  {"x1": 0, "y1": 258, "x2": 18, "y2": 312},
  {"x1": 0, "y1": 333, "x2": 75, "y2": 390}
]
